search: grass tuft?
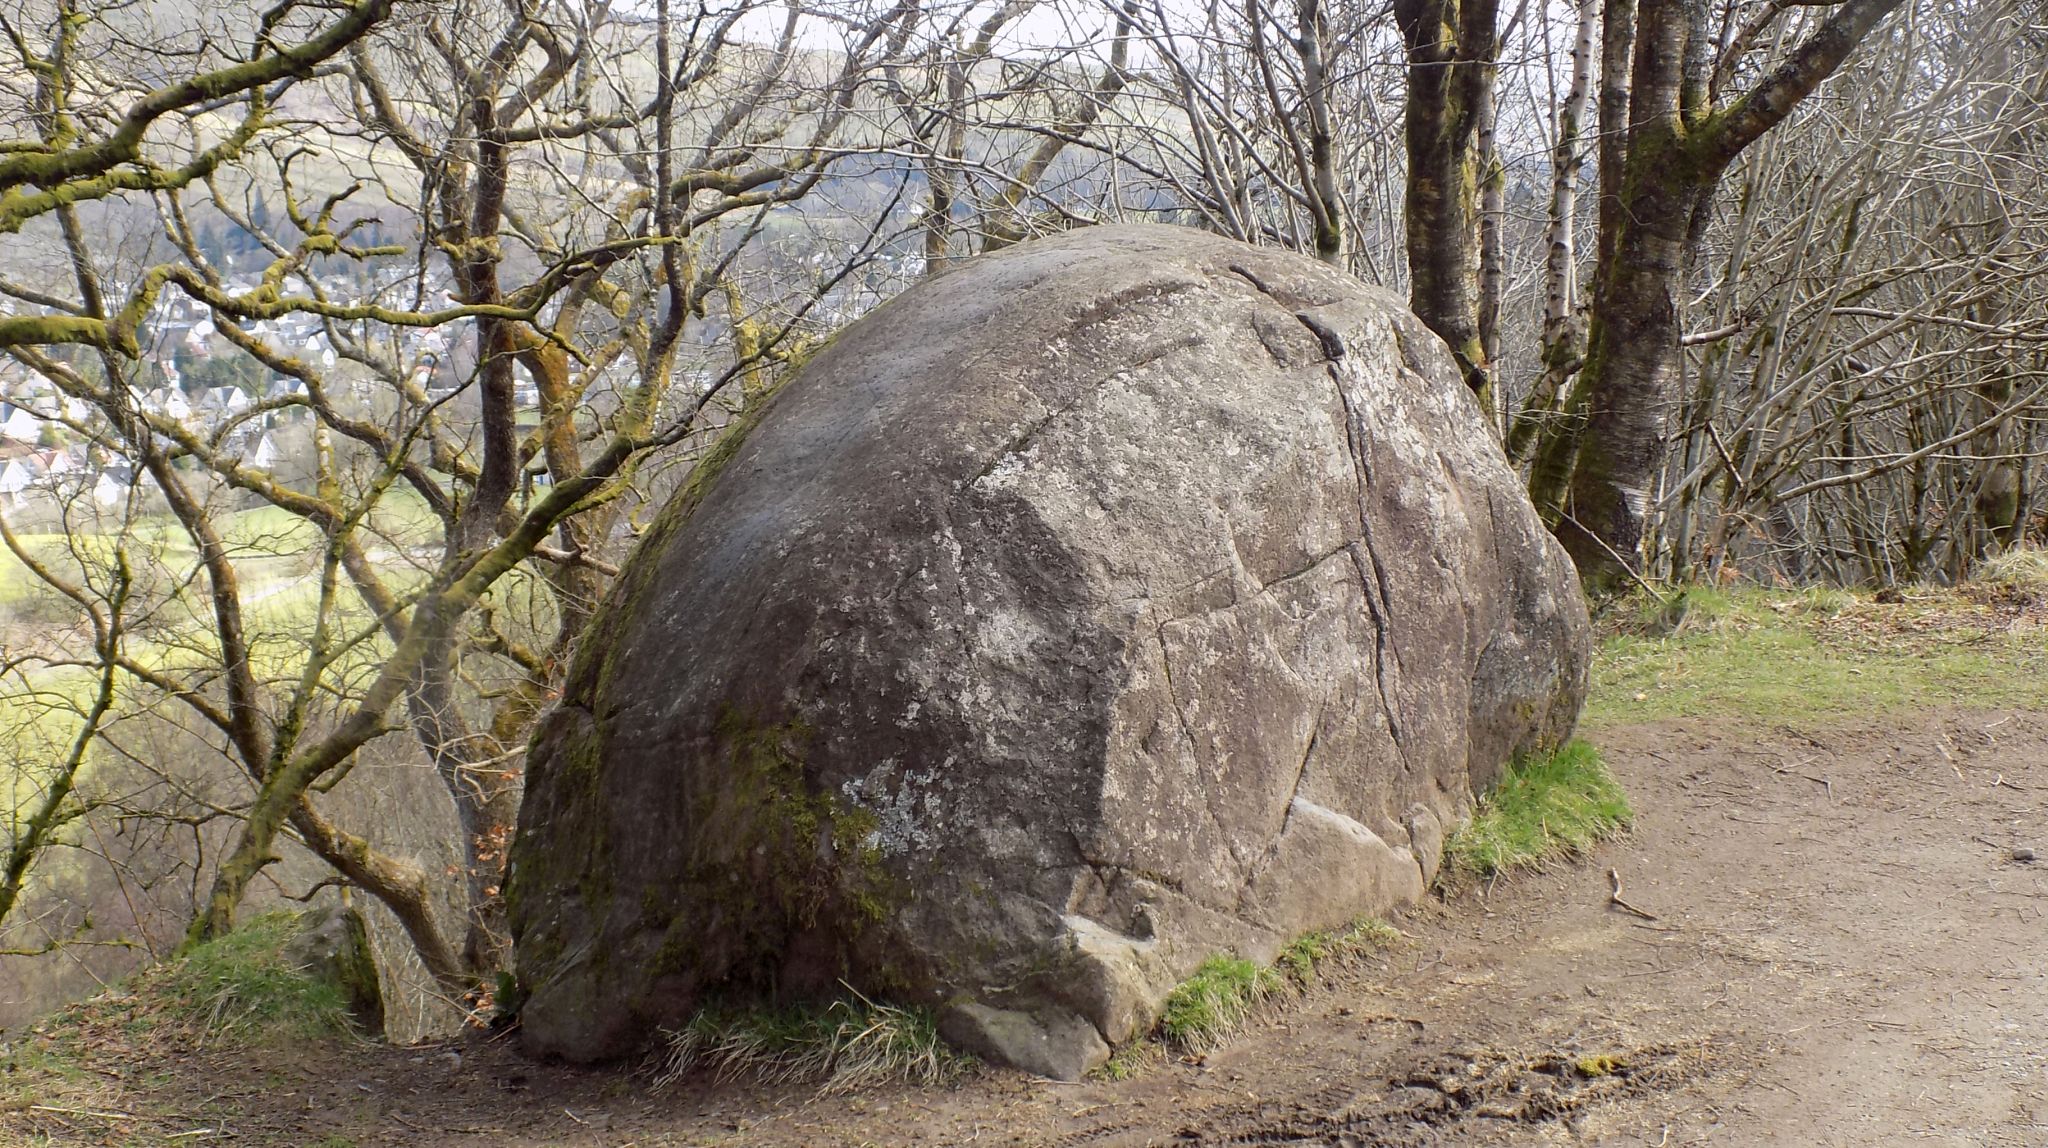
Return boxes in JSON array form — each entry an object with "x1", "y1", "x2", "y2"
[
  {"x1": 1157, "y1": 956, "x2": 1279, "y2": 1051},
  {"x1": 1276, "y1": 918, "x2": 1398, "y2": 985},
  {"x1": 1974, "y1": 544, "x2": 2048, "y2": 594},
  {"x1": 1443, "y1": 741, "x2": 1631, "y2": 881},
  {"x1": 1155, "y1": 918, "x2": 1397, "y2": 1055},
  {"x1": 656, "y1": 989, "x2": 968, "y2": 1094},
  {"x1": 1093, "y1": 1038, "x2": 1165, "y2": 1081}
]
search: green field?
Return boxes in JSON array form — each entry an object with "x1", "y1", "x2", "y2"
[{"x1": 0, "y1": 491, "x2": 456, "y2": 824}]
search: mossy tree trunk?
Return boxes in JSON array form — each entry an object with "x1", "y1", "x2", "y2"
[
  {"x1": 1394, "y1": 0, "x2": 1502, "y2": 405},
  {"x1": 1523, "y1": 0, "x2": 1907, "y2": 590}
]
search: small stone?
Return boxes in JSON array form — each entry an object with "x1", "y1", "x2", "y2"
[
  {"x1": 937, "y1": 1002, "x2": 1108, "y2": 1082},
  {"x1": 2012, "y1": 847, "x2": 2037, "y2": 863}
]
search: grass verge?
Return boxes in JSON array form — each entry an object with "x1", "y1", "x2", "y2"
[
  {"x1": 125, "y1": 910, "x2": 353, "y2": 1044},
  {"x1": 656, "y1": 991, "x2": 969, "y2": 1093},
  {"x1": 1151, "y1": 917, "x2": 1398, "y2": 1056},
  {"x1": 1588, "y1": 583, "x2": 2048, "y2": 728},
  {"x1": 1442, "y1": 740, "x2": 1631, "y2": 882},
  {"x1": 1, "y1": 910, "x2": 353, "y2": 1120}
]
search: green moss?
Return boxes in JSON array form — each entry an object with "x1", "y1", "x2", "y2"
[
  {"x1": 656, "y1": 709, "x2": 895, "y2": 984},
  {"x1": 504, "y1": 711, "x2": 618, "y2": 993},
  {"x1": 1575, "y1": 1052, "x2": 1627, "y2": 1077},
  {"x1": 490, "y1": 970, "x2": 526, "y2": 1024},
  {"x1": 1442, "y1": 741, "x2": 1631, "y2": 881}
]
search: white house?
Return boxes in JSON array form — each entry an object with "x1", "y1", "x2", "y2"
[
  {"x1": 200, "y1": 386, "x2": 251, "y2": 416},
  {"x1": 0, "y1": 404, "x2": 42, "y2": 443},
  {"x1": 31, "y1": 448, "x2": 75, "y2": 481},
  {"x1": 0, "y1": 459, "x2": 33, "y2": 497},
  {"x1": 140, "y1": 388, "x2": 193, "y2": 421},
  {"x1": 93, "y1": 463, "x2": 136, "y2": 508},
  {"x1": 247, "y1": 433, "x2": 280, "y2": 470}
]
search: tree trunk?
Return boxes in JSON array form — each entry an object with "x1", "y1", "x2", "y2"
[
  {"x1": 1525, "y1": 0, "x2": 1906, "y2": 589},
  {"x1": 1543, "y1": 169, "x2": 1710, "y2": 581},
  {"x1": 1505, "y1": 0, "x2": 1598, "y2": 465},
  {"x1": 1394, "y1": 0, "x2": 1501, "y2": 402}
]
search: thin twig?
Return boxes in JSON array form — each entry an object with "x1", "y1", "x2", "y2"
[
  {"x1": 1608, "y1": 869, "x2": 1661, "y2": 921},
  {"x1": 29, "y1": 1104, "x2": 138, "y2": 1120}
]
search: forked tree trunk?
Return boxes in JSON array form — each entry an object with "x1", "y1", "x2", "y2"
[{"x1": 1525, "y1": 0, "x2": 1907, "y2": 590}]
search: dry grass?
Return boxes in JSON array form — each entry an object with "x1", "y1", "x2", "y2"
[
  {"x1": 1973, "y1": 544, "x2": 2048, "y2": 596},
  {"x1": 656, "y1": 989, "x2": 968, "y2": 1094}
]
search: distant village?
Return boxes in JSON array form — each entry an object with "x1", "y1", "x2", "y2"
[
  {"x1": 0, "y1": 264, "x2": 485, "y2": 517},
  {"x1": 0, "y1": 227, "x2": 918, "y2": 522}
]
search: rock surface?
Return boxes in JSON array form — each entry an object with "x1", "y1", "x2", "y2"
[
  {"x1": 508, "y1": 224, "x2": 1590, "y2": 1076},
  {"x1": 286, "y1": 902, "x2": 384, "y2": 1035}
]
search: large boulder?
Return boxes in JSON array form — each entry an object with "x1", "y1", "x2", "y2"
[{"x1": 507, "y1": 224, "x2": 1590, "y2": 1076}]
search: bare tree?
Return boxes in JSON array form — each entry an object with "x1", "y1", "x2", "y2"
[
  {"x1": 1523, "y1": 0, "x2": 1909, "y2": 588},
  {"x1": 1393, "y1": 0, "x2": 1503, "y2": 399},
  {"x1": 0, "y1": 0, "x2": 930, "y2": 1002},
  {"x1": 1654, "y1": 2, "x2": 2048, "y2": 585}
]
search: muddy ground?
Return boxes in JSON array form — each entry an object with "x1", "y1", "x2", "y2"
[{"x1": 9, "y1": 705, "x2": 2046, "y2": 1146}]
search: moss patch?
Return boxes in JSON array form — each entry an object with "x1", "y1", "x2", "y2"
[
  {"x1": 1443, "y1": 741, "x2": 1631, "y2": 882},
  {"x1": 655, "y1": 709, "x2": 892, "y2": 989},
  {"x1": 504, "y1": 707, "x2": 618, "y2": 985},
  {"x1": 1150, "y1": 917, "x2": 1398, "y2": 1056}
]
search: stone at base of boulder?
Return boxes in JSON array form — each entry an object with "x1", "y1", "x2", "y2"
[
  {"x1": 286, "y1": 902, "x2": 384, "y2": 1036},
  {"x1": 938, "y1": 1002, "x2": 1109, "y2": 1081}
]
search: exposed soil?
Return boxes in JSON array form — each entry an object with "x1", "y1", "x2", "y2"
[{"x1": 10, "y1": 705, "x2": 2047, "y2": 1146}]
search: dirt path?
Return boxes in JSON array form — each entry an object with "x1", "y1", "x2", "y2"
[{"x1": 12, "y1": 706, "x2": 2047, "y2": 1146}]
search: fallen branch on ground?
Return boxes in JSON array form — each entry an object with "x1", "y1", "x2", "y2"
[{"x1": 1607, "y1": 869, "x2": 1661, "y2": 921}]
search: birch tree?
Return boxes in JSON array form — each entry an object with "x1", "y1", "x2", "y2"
[{"x1": 1523, "y1": 0, "x2": 1909, "y2": 587}]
